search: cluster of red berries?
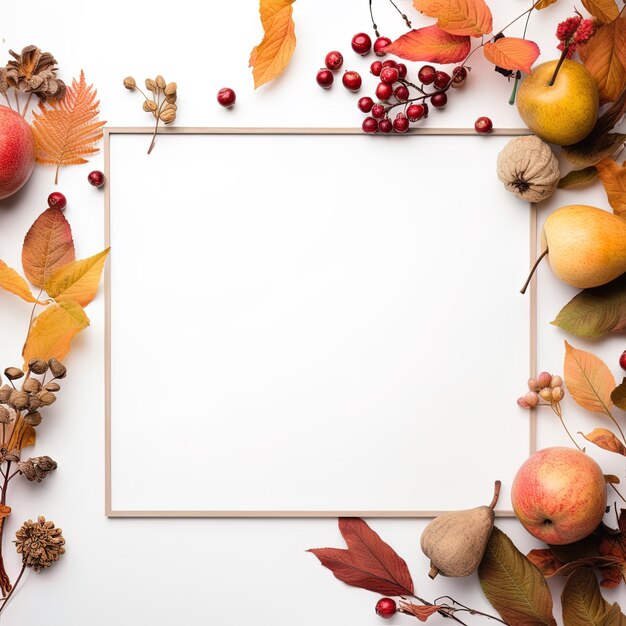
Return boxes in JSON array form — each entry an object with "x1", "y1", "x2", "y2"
[
  {"x1": 517, "y1": 372, "x2": 564, "y2": 409},
  {"x1": 556, "y1": 14, "x2": 594, "y2": 58}
]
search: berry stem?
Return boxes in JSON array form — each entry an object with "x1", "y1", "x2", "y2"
[
  {"x1": 368, "y1": 0, "x2": 380, "y2": 37},
  {"x1": 147, "y1": 90, "x2": 164, "y2": 155},
  {"x1": 432, "y1": 597, "x2": 511, "y2": 626},
  {"x1": 548, "y1": 46, "x2": 569, "y2": 87},
  {"x1": 508, "y1": 71, "x2": 521, "y2": 105},
  {"x1": 387, "y1": 0, "x2": 412, "y2": 28},
  {"x1": 520, "y1": 248, "x2": 548, "y2": 294},
  {"x1": 551, "y1": 402, "x2": 583, "y2": 451}
]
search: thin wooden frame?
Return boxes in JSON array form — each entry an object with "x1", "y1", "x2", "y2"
[{"x1": 104, "y1": 126, "x2": 537, "y2": 518}]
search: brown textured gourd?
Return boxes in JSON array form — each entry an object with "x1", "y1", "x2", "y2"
[{"x1": 420, "y1": 481, "x2": 500, "y2": 579}]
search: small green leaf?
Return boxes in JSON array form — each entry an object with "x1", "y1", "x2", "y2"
[
  {"x1": 611, "y1": 378, "x2": 626, "y2": 411},
  {"x1": 562, "y1": 567, "x2": 626, "y2": 626},
  {"x1": 552, "y1": 275, "x2": 626, "y2": 338},
  {"x1": 558, "y1": 166, "x2": 599, "y2": 189},
  {"x1": 478, "y1": 527, "x2": 557, "y2": 626}
]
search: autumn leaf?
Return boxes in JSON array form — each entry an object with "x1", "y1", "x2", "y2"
[
  {"x1": 23, "y1": 301, "x2": 89, "y2": 365},
  {"x1": 308, "y1": 517, "x2": 414, "y2": 596},
  {"x1": 612, "y1": 378, "x2": 626, "y2": 410},
  {"x1": 564, "y1": 340, "x2": 615, "y2": 415},
  {"x1": 527, "y1": 549, "x2": 566, "y2": 577},
  {"x1": 535, "y1": 0, "x2": 558, "y2": 9},
  {"x1": 581, "y1": 0, "x2": 619, "y2": 25},
  {"x1": 483, "y1": 38, "x2": 540, "y2": 73},
  {"x1": 478, "y1": 527, "x2": 557, "y2": 626},
  {"x1": 562, "y1": 567, "x2": 626, "y2": 626},
  {"x1": 0, "y1": 260, "x2": 48, "y2": 304},
  {"x1": 31, "y1": 71, "x2": 106, "y2": 184},
  {"x1": 596, "y1": 157, "x2": 626, "y2": 216},
  {"x1": 385, "y1": 26, "x2": 471, "y2": 63},
  {"x1": 436, "y1": 0, "x2": 493, "y2": 37},
  {"x1": 22, "y1": 208, "x2": 75, "y2": 289},
  {"x1": 7, "y1": 418, "x2": 35, "y2": 451},
  {"x1": 552, "y1": 274, "x2": 626, "y2": 338},
  {"x1": 579, "y1": 18, "x2": 626, "y2": 103},
  {"x1": 399, "y1": 603, "x2": 444, "y2": 622},
  {"x1": 558, "y1": 166, "x2": 598, "y2": 189},
  {"x1": 45, "y1": 248, "x2": 109, "y2": 307},
  {"x1": 413, "y1": 0, "x2": 445, "y2": 15},
  {"x1": 605, "y1": 474, "x2": 621, "y2": 484},
  {"x1": 579, "y1": 428, "x2": 626, "y2": 456},
  {"x1": 249, "y1": 0, "x2": 296, "y2": 89}
]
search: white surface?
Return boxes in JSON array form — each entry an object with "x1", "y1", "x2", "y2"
[
  {"x1": 0, "y1": 0, "x2": 624, "y2": 624},
  {"x1": 108, "y1": 132, "x2": 530, "y2": 513}
]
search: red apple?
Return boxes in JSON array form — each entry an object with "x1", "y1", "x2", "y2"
[
  {"x1": 511, "y1": 447, "x2": 606, "y2": 545},
  {"x1": 0, "y1": 105, "x2": 35, "y2": 200}
]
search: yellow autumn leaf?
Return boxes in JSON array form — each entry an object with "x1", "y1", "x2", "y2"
[
  {"x1": 535, "y1": 0, "x2": 558, "y2": 9},
  {"x1": 45, "y1": 248, "x2": 110, "y2": 307},
  {"x1": 23, "y1": 301, "x2": 89, "y2": 366},
  {"x1": 596, "y1": 157, "x2": 626, "y2": 216},
  {"x1": 250, "y1": 0, "x2": 296, "y2": 89},
  {"x1": 581, "y1": 0, "x2": 619, "y2": 24},
  {"x1": 0, "y1": 260, "x2": 48, "y2": 304}
]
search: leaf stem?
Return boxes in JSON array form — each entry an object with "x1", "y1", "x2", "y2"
[
  {"x1": 551, "y1": 402, "x2": 583, "y2": 451},
  {"x1": 147, "y1": 89, "x2": 164, "y2": 155},
  {"x1": 0, "y1": 564, "x2": 25, "y2": 614},
  {"x1": 604, "y1": 408, "x2": 626, "y2": 446},
  {"x1": 20, "y1": 93, "x2": 32, "y2": 118},
  {"x1": 434, "y1": 597, "x2": 510, "y2": 625},
  {"x1": 23, "y1": 289, "x2": 44, "y2": 354},
  {"x1": 609, "y1": 483, "x2": 626, "y2": 504}
]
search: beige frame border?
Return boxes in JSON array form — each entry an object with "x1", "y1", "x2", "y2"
[{"x1": 104, "y1": 126, "x2": 537, "y2": 518}]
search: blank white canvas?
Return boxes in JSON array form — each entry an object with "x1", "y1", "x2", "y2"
[{"x1": 107, "y1": 131, "x2": 532, "y2": 514}]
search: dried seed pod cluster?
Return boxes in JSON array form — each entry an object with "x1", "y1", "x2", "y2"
[
  {"x1": 517, "y1": 371, "x2": 564, "y2": 409},
  {"x1": 123, "y1": 74, "x2": 178, "y2": 154}
]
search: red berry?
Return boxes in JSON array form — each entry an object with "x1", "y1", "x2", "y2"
[
  {"x1": 474, "y1": 116, "x2": 493, "y2": 134},
  {"x1": 382, "y1": 59, "x2": 397, "y2": 69},
  {"x1": 406, "y1": 103, "x2": 425, "y2": 121},
  {"x1": 394, "y1": 85, "x2": 409, "y2": 101},
  {"x1": 362, "y1": 117, "x2": 379, "y2": 133},
  {"x1": 47, "y1": 192, "x2": 67, "y2": 210},
  {"x1": 620, "y1": 351, "x2": 626, "y2": 371},
  {"x1": 370, "y1": 61, "x2": 383, "y2": 76},
  {"x1": 422, "y1": 102, "x2": 430, "y2": 118},
  {"x1": 418, "y1": 65, "x2": 436, "y2": 84},
  {"x1": 452, "y1": 66, "x2": 468, "y2": 85},
  {"x1": 88, "y1": 170, "x2": 105, "y2": 187},
  {"x1": 371, "y1": 104, "x2": 386, "y2": 119},
  {"x1": 325, "y1": 51, "x2": 344, "y2": 71},
  {"x1": 380, "y1": 66, "x2": 399, "y2": 84},
  {"x1": 351, "y1": 32, "x2": 372, "y2": 55},
  {"x1": 434, "y1": 71, "x2": 451, "y2": 89},
  {"x1": 358, "y1": 96, "x2": 374, "y2": 112},
  {"x1": 378, "y1": 118, "x2": 392, "y2": 133},
  {"x1": 396, "y1": 63, "x2": 408, "y2": 79},
  {"x1": 431, "y1": 92, "x2": 447, "y2": 108},
  {"x1": 342, "y1": 71, "x2": 362, "y2": 91},
  {"x1": 375, "y1": 598, "x2": 397, "y2": 619},
  {"x1": 217, "y1": 87, "x2": 236, "y2": 108},
  {"x1": 317, "y1": 69, "x2": 334, "y2": 88},
  {"x1": 393, "y1": 114, "x2": 410, "y2": 133},
  {"x1": 373, "y1": 36, "x2": 391, "y2": 56},
  {"x1": 375, "y1": 81, "x2": 393, "y2": 101}
]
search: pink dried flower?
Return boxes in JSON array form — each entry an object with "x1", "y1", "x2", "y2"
[
  {"x1": 556, "y1": 15, "x2": 582, "y2": 41},
  {"x1": 557, "y1": 41, "x2": 576, "y2": 58},
  {"x1": 574, "y1": 18, "x2": 595, "y2": 44}
]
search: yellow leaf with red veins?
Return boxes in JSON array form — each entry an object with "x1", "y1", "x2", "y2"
[
  {"x1": 581, "y1": 0, "x2": 619, "y2": 24},
  {"x1": 0, "y1": 260, "x2": 48, "y2": 304},
  {"x1": 580, "y1": 428, "x2": 626, "y2": 455},
  {"x1": 22, "y1": 208, "x2": 75, "y2": 289},
  {"x1": 596, "y1": 157, "x2": 626, "y2": 216},
  {"x1": 483, "y1": 38, "x2": 540, "y2": 73},
  {"x1": 579, "y1": 18, "x2": 626, "y2": 103},
  {"x1": 23, "y1": 301, "x2": 89, "y2": 366},
  {"x1": 564, "y1": 340, "x2": 615, "y2": 415},
  {"x1": 436, "y1": 0, "x2": 493, "y2": 37},
  {"x1": 249, "y1": 0, "x2": 296, "y2": 89},
  {"x1": 45, "y1": 248, "x2": 110, "y2": 307}
]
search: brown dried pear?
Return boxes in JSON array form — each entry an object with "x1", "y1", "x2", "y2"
[{"x1": 420, "y1": 481, "x2": 500, "y2": 578}]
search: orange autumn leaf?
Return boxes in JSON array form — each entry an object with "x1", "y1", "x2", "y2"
[
  {"x1": 437, "y1": 0, "x2": 493, "y2": 37},
  {"x1": 385, "y1": 26, "x2": 471, "y2": 63},
  {"x1": 483, "y1": 38, "x2": 540, "y2": 73},
  {"x1": 249, "y1": 0, "x2": 296, "y2": 89},
  {"x1": 22, "y1": 207, "x2": 75, "y2": 289},
  {"x1": 0, "y1": 260, "x2": 48, "y2": 304},
  {"x1": 8, "y1": 419, "x2": 35, "y2": 451},
  {"x1": 399, "y1": 603, "x2": 444, "y2": 622},
  {"x1": 23, "y1": 301, "x2": 89, "y2": 366},
  {"x1": 581, "y1": 0, "x2": 619, "y2": 24},
  {"x1": 579, "y1": 18, "x2": 626, "y2": 103},
  {"x1": 31, "y1": 71, "x2": 106, "y2": 184},
  {"x1": 596, "y1": 157, "x2": 626, "y2": 216},
  {"x1": 45, "y1": 248, "x2": 110, "y2": 307},
  {"x1": 579, "y1": 428, "x2": 626, "y2": 455}
]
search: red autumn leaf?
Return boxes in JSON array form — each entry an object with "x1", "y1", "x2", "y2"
[
  {"x1": 527, "y1": 549, "x2": 565, "y2": 577},
  {"x1": 307, "y1": 517, "x2": 414, "y2": 596},
  {"x1": 483, "y1": 38, "x2": 540, "y2": 73},
  {"x1": 399, "y1": 602, "x2": 445, "y2": 622},
  {"x1": 385, "y1": 26, "x2": 471, "y2": 64}
]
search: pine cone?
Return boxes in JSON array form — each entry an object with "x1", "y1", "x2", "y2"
[
  {"x1": 15, "y1": 516, "x2": 65, "y2": 571},
  {"x1": 4, "y1": 46, "x2": 66, "y2": 100}
]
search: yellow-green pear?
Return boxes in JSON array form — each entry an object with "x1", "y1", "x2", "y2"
[{"x1": 541, "y1": 205, "x2": 626, "y2": 289}]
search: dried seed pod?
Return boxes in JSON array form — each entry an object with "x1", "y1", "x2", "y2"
[
  {"x1": 160, "y1": 109, "x2": 176, "y2": 124},
  {"x1": 523, "y1": 391, "x2": 539, "y2": 407},
  {"x1": 0, "y1": 385, "x2": 12, "y2": 402},
  {"x1": 527, "y1": 377, "x2": 539, "y2": 391},
  {"x1": 9, "y1": 390, "x2": 30, "y2": 411},
  {"x1": 48, "y1": 359, "x2": 66, "y2": 379},
  {"x1": 44, "y1": 382, "x2": 61, "y2": 392},
  {"x1": 142, "y1": 100, "x2": 158, "y2": 113},
  {"x1": 24, "y1": 411, "x2": 42, "y2": 427},
  {"x1": 28, "y1": 395, "x2": 42, "y2": 411},
  {"x1": 18, "y1": 456, "x2": 57, "y2": 482},
  {"x1": 162, "y1": 103, "x2": 177, "y2": 112},
  {"x1": 550, "y1": 375, "x2": 563, "y2": 389},
  {"x1": 123, "y1": 76, "x2": 136, "y2": 89},
  {"x1": 165, "y1": 94, "x2": 177, "y2": 104},
  {"x1": 0, "y1": 406, "x2": 10, "y2": 424},
  {"x1": 28, "y1": 359, "x2": 48, "y2": 375},
  {"x1": 36, "y1": 391, "x2": 56, "y2": 406},
  {"x1": 4, "y1": 367, "x2": 24, "y2": 381},
  {"x1": 23, "y1": 378, "x2": 41, "y2": 394},
  {"x1": 164, "y1": 82, "x2": 177, "y2": 95},
  {"x1": 156, "y1": 75, "x2": 166, "y2": 89},
  {"x1": 145, "y1": 78, "x2": 157, "y2": 92},
  {"x1": 537, "y1": 371, "x2": 552, "y2": 389},
  {"x1": 551, "y1": 386, "x2": 565, "y2": 402},
  {"x1": 2, "y1": 448, "x2": 20, "y2": 462},
  {"x1": 539, "y1": 388, "x2": 553, "y2": 402}
]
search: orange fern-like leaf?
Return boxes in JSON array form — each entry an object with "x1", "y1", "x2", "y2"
[{"x1": 32, "y1": 70, "x2": 106, "y2": 184}]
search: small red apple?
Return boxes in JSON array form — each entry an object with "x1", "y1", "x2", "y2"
[
  {"x1": 0, "y1": 105, "x2": 35, "y2": 200},
  {"x1": 511, "y1": 447, "x2": 606, "y2": 545}
]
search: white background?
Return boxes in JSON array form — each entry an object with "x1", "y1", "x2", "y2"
[{"x1": 1, "y1": 0, "x2": 625, "y2": 624}]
